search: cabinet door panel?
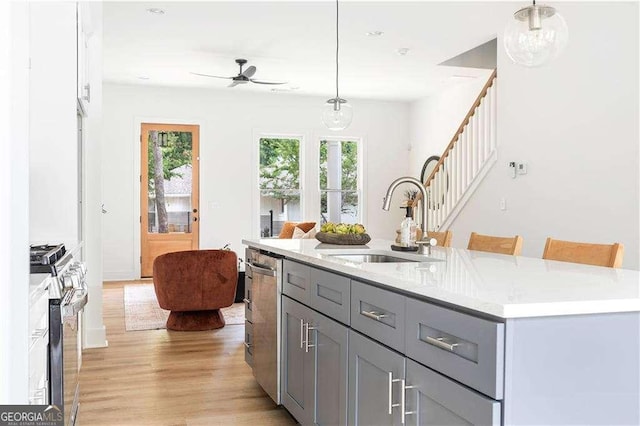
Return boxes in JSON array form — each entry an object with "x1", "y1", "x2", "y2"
[
  {"x1": 405, "y1": 359, "x2": 501, "y2": 426},
  {"x1": 406, "y1": 298, "x2": 504, "y2": 399},
  {"x1": 349, "y1": 330, "x2": 404, "y2": 426},
  {"x1": 283, "y1": 260, "x2": 311, "y2": 304},
  {"x1": 309, "y1": 267, "x2": 351, "y2": 325},
  {"x1": 311, "y1": 310, "x2": 349, "y2": 426},
  {"x1": 281, "y1": 296, "x2": 314, "y2": 424},
  {"x1": 351, "y1": 280, "x2": 406, "y2": 353}
]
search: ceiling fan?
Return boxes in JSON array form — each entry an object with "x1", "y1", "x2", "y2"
[{"x1": 191, "y1": 58, "x2": 287, "y2": 88}]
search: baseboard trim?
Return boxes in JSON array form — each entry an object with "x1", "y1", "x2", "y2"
[
  {"x1": 103, "y1": 271, "x2": 137, "y2": 281},
  {"x1": 84, "y1": 325, "x2": 108, "y2": 349}
]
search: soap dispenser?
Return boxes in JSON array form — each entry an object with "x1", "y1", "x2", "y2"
[{"x1": 400, "y1": 206, "x2": 417, "y2": 246}]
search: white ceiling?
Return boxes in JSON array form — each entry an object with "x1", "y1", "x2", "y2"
[{"x1": 103, "y1": 1, "x2": 508, "y2": 101}]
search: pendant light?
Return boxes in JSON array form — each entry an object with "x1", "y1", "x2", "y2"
[
  {"x1": 322, "y1": 0, "x2": 352, "y2": 131},
  {"x1": 504, "y1": 0, "x2": 568, "y2": 67}
]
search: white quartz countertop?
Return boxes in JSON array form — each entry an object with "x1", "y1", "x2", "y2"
[{"x1": 242, "y1": 238, "x2": 640, "y2": 319}]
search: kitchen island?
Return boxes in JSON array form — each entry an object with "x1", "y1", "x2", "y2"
[{"x1": 242, "y1": 238, "x2": 640, "y2": 425}]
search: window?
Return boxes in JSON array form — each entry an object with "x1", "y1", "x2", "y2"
[
  {"x1": 319, "y1": 139, "x2": 361, "y2": 224},
  {"x1": 259, "y1": 137, "x2": 302, "y2": 237}
]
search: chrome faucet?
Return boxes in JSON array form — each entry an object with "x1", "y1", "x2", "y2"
[{"x1": 382, "y1": 176, "x2": 435, "y2": 255}]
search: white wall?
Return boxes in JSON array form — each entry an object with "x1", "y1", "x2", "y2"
[
  {"x1": 425, "y1": 2, "x2": 639, "y2": 269},
  {"x1": 29, "y1": 2, "x2": 79, "y2": 247},
  {"x1": 0, "y1": 1, "x2": 30, "y2": 403},
  {"x1": 409, "y1": 73, "x2": 492, "y2": 175},
  {"x1": 82, "y1": 2, "x2": 107, "y2": 349},
  {"x1": 102, "y1": 84, "x2": 410, "y2": 279}
]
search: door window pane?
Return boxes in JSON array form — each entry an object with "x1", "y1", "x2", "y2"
[
  {"x1": 320, "y1": 140, "x2": 360, "y2": 224},
  {"x1": 259, "y1": 138, "x2": 301, "y2": 237},
  {"x1": 147, "y1": 131, "x2": 193, "y2": 233}
]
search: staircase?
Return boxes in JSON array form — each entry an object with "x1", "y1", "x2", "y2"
[{"x1": 415, "y1": 70, "x2": 497, "y2": 232}]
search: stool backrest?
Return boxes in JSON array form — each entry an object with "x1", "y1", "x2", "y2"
[
  {"x1": 467, "y1": 232, "x2": 523, "y2": 255},
  {"x1": 427, "y1": 230, "x2": 453, "y2": 247},
  {"x1": 542, "y1": 238, "x2": 624, "y2": 268}
]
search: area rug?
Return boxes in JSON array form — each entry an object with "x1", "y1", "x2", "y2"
[{"x1": 124, "y1": 284, "x2": 245, "y2": 331}]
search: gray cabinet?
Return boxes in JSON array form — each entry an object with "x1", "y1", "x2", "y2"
[
  {"x1": 282, "y1": 296, "x2": 314, "y2": 424},
  {"x1": 351, "y1": 280, "x2": 406, "y2": 353},
  {"x1": 283, "y1": 260, "x2": 311, "y2": 305},
  {"x1": 282, "y1": 295, "x2": 349, "y2": 425},
  {"x1": 309, "y1": 267, "x2": 351, "y2": 325},
  {"x1": 405, "y1": 298, "x2": 504, "y2": 399},
  {"x1": 405, "y1": 359, "x2": 501, "y2": 426},
  {"x1": 349, "y1": 330, "x2": 404, "y2": 426}
]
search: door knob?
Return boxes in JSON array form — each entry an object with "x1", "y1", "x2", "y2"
[
  {"x1": 193, "y1": 217, "x2": 198, "y2": 222},
  {"x1": 193, "y1": 208, "x2": 198, "y2": 213}
]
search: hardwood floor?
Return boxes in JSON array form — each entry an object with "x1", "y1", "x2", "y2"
[{"x1": 78, "y1": 281, "x2": 295, "y2": 425}]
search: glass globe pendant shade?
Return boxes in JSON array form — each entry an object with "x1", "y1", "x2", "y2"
[
  {"x1": 504, "y1": 4, "x2": 568, "y2": 67},
  {"x1": 322, "y1": 98, "x2": 353, "y2": 131}
]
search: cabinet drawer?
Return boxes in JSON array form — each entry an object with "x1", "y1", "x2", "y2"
[
  {"x1": 351, "y1": 281, "x2": 405, "y2": 353},
  {"x1": 244, "y1": 274, "x2": 253, "y2": 323},
  {"x1": 405, "y1": 298, "x2": 504, "y2": 399},
  {"x1": 283, "y1": 260, "x2": 311, "y2": 304},
  {"x1": 309, "y1": 268, "x2": 350, "y2": 325},
  {"x1": 244, "y1": 320, "x2": 254, "y2": 367},
  {"x1": 406, "y1": 359, "x2": 501, "y2": 426}
]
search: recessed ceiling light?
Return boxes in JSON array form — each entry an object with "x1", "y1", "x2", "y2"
[
  {"x1": 397, "y1": 48, "x2": 410, "y2": 56},
  {"x1": 366, "y1": 31, "x2": 384, "y2": 37},
  {"x1": 146, "y1": 8, "x2": 165, "y2": 15},
  {"x1": 137, "y1": 76, "x2": 150, "y2": 80}
]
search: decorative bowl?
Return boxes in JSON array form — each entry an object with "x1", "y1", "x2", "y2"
[{"x1": 315, "y1": 232, "x2": 371, "y2": 245}]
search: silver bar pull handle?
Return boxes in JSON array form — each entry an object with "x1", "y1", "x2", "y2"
[
  {"x1": 388, "y1": 372, "x2": 401, "y2": 415},
  {"x1": 425, "y1": 336, "x2": 459, "y2": 352},
  {"x1": 242, "y1": 298, "x2": 251, "y2": 307},
  {"x1": 304, "y1": 323, "x2": 316, "y2": 353},
  {"x1": 402, "y1": 383, "x2": 418, "y2": 423},
  {"x1": 388, "y1": 372, "x2": 393, "y2": 415},
  {"x1": 300, "y1": 318, "x2": 305, "y2": 349},
  {"x1": 361, "y1": 310, "x2": 388, "y2": 321}
]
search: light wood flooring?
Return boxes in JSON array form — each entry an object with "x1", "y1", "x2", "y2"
[{"x1": 78, "y1": 281, "x2": 296, "y2": 425}]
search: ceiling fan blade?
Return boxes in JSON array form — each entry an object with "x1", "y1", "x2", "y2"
[
  {"x1": 250, "y1": 79, "x2": 288, "y2": 85},
  {"x1": 241, "y1": 65, "x2": 257, "y2": 78},
  {"x1": 190, "y1": 72, "x2": 232, "y2": 80}
]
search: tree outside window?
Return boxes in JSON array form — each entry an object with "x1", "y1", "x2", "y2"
[{"x1": 259, "y1": 138, "x2": 302, "y2": 236}]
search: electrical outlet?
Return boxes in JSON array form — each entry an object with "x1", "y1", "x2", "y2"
[
  {"x1": 517, "y1": 163, "x2": 527, "y2": 175},
  {"x1": 500, "y1": 198, "x2": 507, "y2": 211}
]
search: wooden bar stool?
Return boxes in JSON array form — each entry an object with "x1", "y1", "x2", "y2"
[
  {"x1": 427, "y1": 230, "x2": 453, "y2": 247},
  {"x1": 467, "y1": 232, "x2": 523, "y2": 255},
  {"x1": 542, "y1": 238, "x2": 624, "y2": 268}
]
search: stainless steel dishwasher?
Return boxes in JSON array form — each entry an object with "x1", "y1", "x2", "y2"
[{"x1": 245, "y1": 247, "x2": 282, "y2": 404}]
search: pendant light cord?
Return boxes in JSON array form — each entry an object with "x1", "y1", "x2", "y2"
[{"x1": 335, "y1": 0, "x2": 340, "y2": 99}]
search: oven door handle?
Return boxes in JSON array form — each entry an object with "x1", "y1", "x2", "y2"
[
  {"x1": 64, "y1": 288, "x2": 89, "y2": 317},
  {"x1": 246, "y1": 262, "x2": 277, "y2": 277}
]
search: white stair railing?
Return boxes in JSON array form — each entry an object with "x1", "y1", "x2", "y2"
[{"x1": 415, "y1": 70, "x2": 497, "y2": 232}]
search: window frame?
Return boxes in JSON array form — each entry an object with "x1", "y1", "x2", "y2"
[
  {"x1": 317, "y1": 137, "x2": 363, "y2": 225},
  {"x1": 255, "y1": 133, "x2": 305, "y2": 237}
]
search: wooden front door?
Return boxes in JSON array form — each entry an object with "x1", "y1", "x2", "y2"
[{"x1": 140, "y1": 123, "x2": 199, "y2": 277}]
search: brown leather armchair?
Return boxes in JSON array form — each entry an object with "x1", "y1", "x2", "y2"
[{"x1": 153, "y1": 250, "x2": 238, "y2": 331}]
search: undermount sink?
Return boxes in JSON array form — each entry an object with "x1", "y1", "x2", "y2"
[{"x1": 329, "y1": 253, "x2": 419, "y2": 263}]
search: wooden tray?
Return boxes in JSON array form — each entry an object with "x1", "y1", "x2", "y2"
[{"x1": 315, "y1": 232, "x2": 371, "y2": 245}]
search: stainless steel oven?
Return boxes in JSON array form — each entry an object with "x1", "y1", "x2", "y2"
[
  {"x1": 245, "y1": 248, "x2": 282, "y2": 404},
  {"x1": 30, "y1": 244, "x2": 87, "y2": 426}
]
